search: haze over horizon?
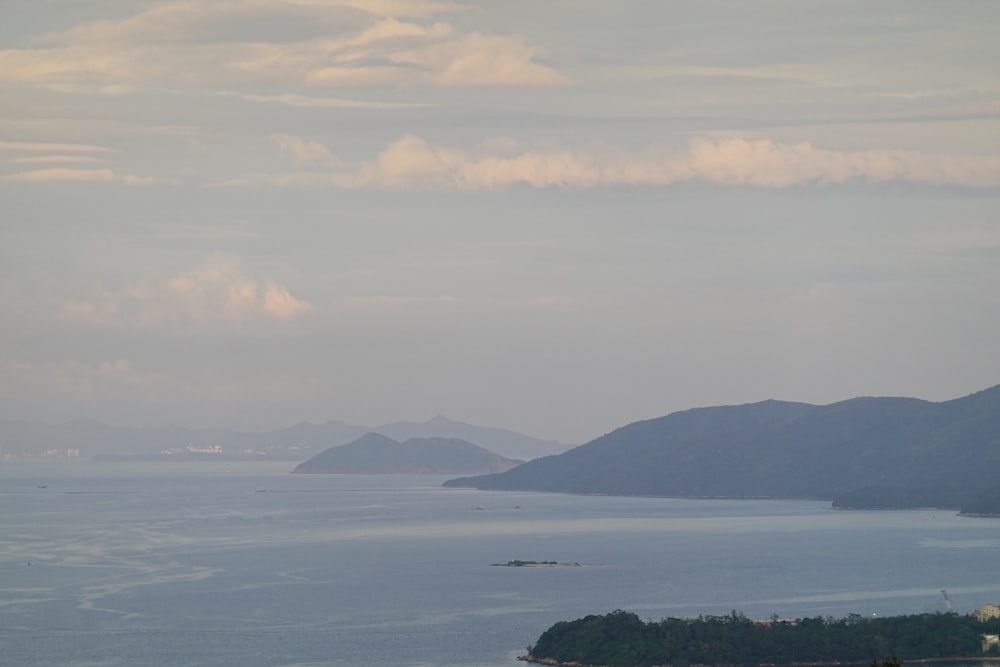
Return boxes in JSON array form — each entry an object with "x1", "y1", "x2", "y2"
[{"x1": 3, "y1": 1, "x2": 999, "y2": 444}]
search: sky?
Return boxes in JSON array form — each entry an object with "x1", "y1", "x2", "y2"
[{"x1": 2, "y1": 0, "x2": 999, "y2": 444}]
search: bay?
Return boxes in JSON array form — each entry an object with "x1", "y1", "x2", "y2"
[{"x1": 1, "y1": 461, "x2": 999, "y2": 667}]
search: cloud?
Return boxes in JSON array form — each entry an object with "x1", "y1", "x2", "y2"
[
  {"x1": 60, "y1": 255, "x2": 315, "y2": 330},
  {"x1": 397, "y1": 30, "x2": 570, "y2": 87},
  {"x1": 262, "y1": 285, "x2": 314, "y2": 319},
  {"x1": 222, "y1": 133, "x2": 1000, "y2": 190},
  {"x1": 11, "y1": 155, "x2": 109, "y2": 164},
  {"x1": 273, "y1": 132, "x2": 343, "y2": 168},
  {"x1": 0, "y1": 140, "x2": 116, "y2": 153},
  {"x1": 332, "y1": 294, "x2": 579, "y2": 315},
  {"x1": 226, "y1": 92, "x2": 429, "y2": 109},
  {"x1": 680, "y1": 137, "x2": 1000, "y2": 188},
  {"x1": 289, "y1": 0, "x2": 467, "y2": 17},
  {"x1": 0, "y1": 355, "x2": 182, "y2": 405},
  {"x1": 0, "y1": 139, "x2": 172, "y2": 186},
  {"x1": 0, "y1": 2, "x2": 565, "y2": 89},
  {"x1": 1, "y1": 168, "x2": 173, "y2": 186}
]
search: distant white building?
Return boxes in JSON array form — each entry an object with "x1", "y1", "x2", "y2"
[
  {"x1": 977, "y1": 604, "x2": 1000, "y2": 622},
  {"x1": 186, "y1": 444, "x2": 223, "y2": 454}
]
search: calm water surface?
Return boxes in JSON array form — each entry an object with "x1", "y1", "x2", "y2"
[{"x1": 1, "y1": 461, "x2": 999, "y2": 666}]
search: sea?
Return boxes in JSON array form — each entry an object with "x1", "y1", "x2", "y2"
[{"x1": 2, "y1": 461, "x2": 999, "y2": 667}]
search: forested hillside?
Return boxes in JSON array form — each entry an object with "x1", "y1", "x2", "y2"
[
  {"x1": 524, "y1": 610, "x2": 1000, "y2": 667},
  {"x1": 446, "y1": 385, "x2": 1000, "y2": 504}
]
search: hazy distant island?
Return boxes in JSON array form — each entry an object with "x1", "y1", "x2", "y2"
[
  {"x1": 520, "y1": 609, "x2": 1000, "y2": 667},
  {"x1": 445, "y1": 385, "x2": 1000, "y2": 515},
  {"x1": 1, "y1": 414, "x2": 569, "y2": 463},
  {"x1": 291, "y1": 432, "x2": 522, "y2": 475},
  {"x1": 491, "y1": 560, "x2": 582, "y2": 567}
]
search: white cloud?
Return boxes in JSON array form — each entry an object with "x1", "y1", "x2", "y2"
[
  {"x1": 263, "y1": 285, "x2": 316, "y2": 318},
  {"x1": 273, "y1": 132, "x2": 343, "y2": 169},
  {"x1": 225, "y1": 133, "x2": 1000, "y2": 190},
  {"x1": 59, "y1": 255, "x2": 315, "y2": 330}
]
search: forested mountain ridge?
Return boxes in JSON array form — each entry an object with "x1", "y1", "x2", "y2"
[{"x1": 444, "y1": 385, "x2": 1000, "y2": 504}]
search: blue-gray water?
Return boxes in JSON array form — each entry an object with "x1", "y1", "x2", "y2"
[{"x1": 2, "y1": 461, "x2": 999, "y2": 666}]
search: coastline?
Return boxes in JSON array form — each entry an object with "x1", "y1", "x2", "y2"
[{"x1": 518, "y1": 656, "x2": 1000, "y2": 667}]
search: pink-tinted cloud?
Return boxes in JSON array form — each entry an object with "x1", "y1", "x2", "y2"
[
  {"x1": 1, "y1": 167, "x2": 173, "y2": 186},
  {"x1": 231, "y1": 134, "x2": 1000, "y2": 190}
]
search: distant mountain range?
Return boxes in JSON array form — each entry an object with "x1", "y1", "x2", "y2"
[
  {"x1": 444, "y1": 385, "x2": 1000, "y2": 513},
  {"x1": 0, "y1": 415, "x2": 569, "y2": 462},
  {"x1": 292, "y1": 433, "x2": 522, "y2": 475}
]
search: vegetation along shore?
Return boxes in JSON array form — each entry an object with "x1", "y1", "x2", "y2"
[{"x1": 520, "y1": 610, "x2": 1000, "y2": 667}]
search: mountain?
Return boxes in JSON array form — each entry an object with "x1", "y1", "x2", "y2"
[
  {"x1": 371, "y1": 415, "x2": 567, "y2": 461},
  {"x1": 292, "y1": 433, "x2": 523, "y2": 475},
  {"x1": 0, "y1": 416, "x2": 568, "y2": 462},
  {"x1": 443, "y1": 386, "x2": 1000, "y2": 504}
]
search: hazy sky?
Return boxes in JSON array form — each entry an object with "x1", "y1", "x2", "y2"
[{"x1": 2, "y1": 1, "x2": 999, "y2": 443}]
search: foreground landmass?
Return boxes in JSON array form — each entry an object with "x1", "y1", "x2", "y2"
[
  {"x1": 521, "y1": 610, "x2": 1000, "y2": 667},
  {"x1": 445, "y1": 385, "x2": 1000, "y2": 513}
]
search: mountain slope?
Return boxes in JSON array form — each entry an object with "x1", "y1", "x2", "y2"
[
  {"x1": 292, "y1": 433, "x2": 523, "y2": 474},
  {"x1": 444, "y1": 386, "x2": 1000, "y2": 501}
]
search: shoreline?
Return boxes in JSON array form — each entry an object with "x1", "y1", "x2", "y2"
[{"x1": 518, "y1": 657, "x2": 1000, "y2": 667}]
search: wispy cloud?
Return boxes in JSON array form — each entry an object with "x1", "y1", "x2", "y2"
[
  {"x1": 0, "y1": 140, "x2": 116, "y2": 153},
  {"x1": 0, "y1": 353, "x2": 321, "y2": 411},
  {"x1": 225, "y1": 92, "x2": 430, "y2": 109},
  {"x1": 1, "y1": 168, "x2": 174, "y2": 186},
  {"x1": 332, "y1": 294, "x2": 579, "y2": 315},
  {"x1": 0, "y1": 356, "x2": 152, "y2": 401},
  {"x1": 0, "y1": 1, "x2": 566, "y2": 89},
  {"x1": 10, "y1": 155, "x2": 109, "y2": 164},
  {"x1": 59, "y1": 254, "x2": 315, "y2": 330}
]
